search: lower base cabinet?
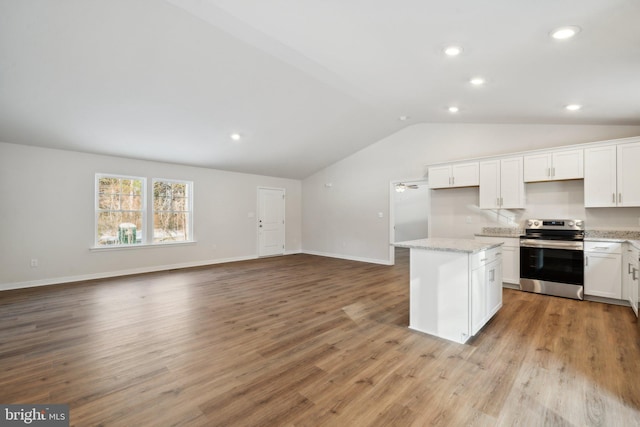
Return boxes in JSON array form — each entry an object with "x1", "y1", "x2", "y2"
[
  {"x1": 409, "y1": 246, "x2": 503, "y2": 344},
  {"x1": 475, "y1": 236, "x2": 519, "y2": 285},
  {"x1": 584, "y1": 242, "x2": 622, "y2": 299}
]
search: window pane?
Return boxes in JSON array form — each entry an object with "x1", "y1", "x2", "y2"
[
  {"x1": 121, "y1": 194, "x2": 142, "y2": 211},
  {"x1": 96, "y1": 175, "x2": 146, "y2": 246},
  {"x1": 99, "y1": 193, "x2": 120, "y2": 210},
  {"x1": 153, "y1": 212, "x2": 189, "y2": 243},
  {"x1": 97, "y1": 212, "x2": 143, "y2": 245}
]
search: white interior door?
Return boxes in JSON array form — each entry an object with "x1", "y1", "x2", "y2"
[{"x1": 258, "y1": 187, "x2": 285, "y2": 257}]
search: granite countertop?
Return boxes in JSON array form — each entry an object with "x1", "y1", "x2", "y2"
[
  {"x1": 394, "y1": 238, "x2": 502, "y2": 254},
  {"x1": 477, "y1": 227, "x2": 640, "y2": 249},
  {"x1": 475, "y1": 227, "x2": 523, "y2": 238}
]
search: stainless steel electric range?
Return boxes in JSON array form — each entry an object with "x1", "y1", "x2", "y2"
[{"x1": 519, "y1": 219, "x2": 585, "y2": 300}]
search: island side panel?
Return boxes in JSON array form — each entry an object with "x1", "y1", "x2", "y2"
[{"x1": 409, "y1": 248, "x2": 471, "y2": 344}]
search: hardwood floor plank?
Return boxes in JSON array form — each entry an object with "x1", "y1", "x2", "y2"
[{"x1": 1, "y1": 249, "x2": 639, "y2": 426}]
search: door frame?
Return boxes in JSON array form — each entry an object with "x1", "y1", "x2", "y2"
[{"x1": 389, "y1": 179, "x2": 430, "y2": 265}]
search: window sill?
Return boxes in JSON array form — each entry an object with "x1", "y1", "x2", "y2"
[{"x1": 90, "y1": 241, "x2": 197, "y2": 252}]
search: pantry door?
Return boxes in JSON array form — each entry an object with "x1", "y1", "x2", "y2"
[{"x1": 257, "y1": 187, "x2": 285, "y2": 257}]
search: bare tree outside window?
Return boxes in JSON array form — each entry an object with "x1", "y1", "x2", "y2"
[
  {"x1": 96, "y1": 175, "x2": 145, "y2": 245},
  {"x1": 153, "y1": 180, "x2": 192, "y2": 243}
]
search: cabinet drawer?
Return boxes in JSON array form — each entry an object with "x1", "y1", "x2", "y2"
[
  {"x1": 471, "y1": 247, "x2": 502, "y2": 269},
  {"x1": 584, "y1": 241, "x2": 622, "y2": 254}
]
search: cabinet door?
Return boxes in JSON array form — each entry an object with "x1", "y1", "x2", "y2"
[
  {"x1": 584, "y1": 145, "x2": 617, "y2": 207},
  {"x1": 584, "y1": 252, "x2": 622, "y2": 299},
  {"x1": 470, "y1": 264, "x2": 486, "y2": 336},
  {"x1": 452, "y1": 162, "x2": 479, "y2": 187},
  {"x1": 622, "y1": 245, "x2": 633, "y2": 301},
  {"x1": 552, "y1": 149, "x2": 583, "y2": 180},
  {"x1": 631, "y1": 248, "x2": 639, "y2": 316},
  {"x1": 486, "y1": 258, "x2": 503, "y2": 320},
  {"x1": 617, "y1": 142, "x2": 640, "y2": 207},
  {"x1": 501, "y1": 244, "x2": 519, "y2": 284},
  {"x1": 428, "y1": 165, "x2": 452, "y2": 189},
  {"x1": 523, "y1": 153, "x2": 552, "y2": 182},
  {"x1": 479, "y1": 160, "x2": 500, "y2": 209},
  {"x1": 500, "y1": 157, "x2": 525, "y2": 208}
]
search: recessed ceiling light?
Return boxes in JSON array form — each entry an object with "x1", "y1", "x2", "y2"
[
  {"x1": 470, "y1": 77, "x2": 485, "y2": 86},
  {"x1": 551, "y1": 26, "x2": 581, "y2": 40},
  {"x1": 565, "y1": 104, "x2": 582, "y2": 111},
  {"x1": 448, "y1": 106, "x2": 459, "y2": 113},
  {"x1": 444, "y1": 46, "x2": 462, "y2": 56},
  {"x1": 230, "y1": 133, "x2": 242, "y2": 141},
  {"x1": 398, "y1": 115, "x2": 410, "y2": 121}
]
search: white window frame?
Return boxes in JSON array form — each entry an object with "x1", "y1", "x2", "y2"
[
  {"x1": 95, "y1": 173, "x2": 147, "y2": 247},
  {"x1": 152, "y1": 178, "x2": 194, "y2": 244}
]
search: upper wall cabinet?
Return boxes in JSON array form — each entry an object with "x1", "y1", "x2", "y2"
[
  {"x1": 429, "y1": 162, "x2": 479, "y2": 189},
  {"x1": 523, "y1": 149, "x2": 583, "y2": 182},
  {"x1": 479, "y1": 157, "x2": 525, "y2": 209},
  {"x1": 585, "y1": 142, "x2": 640, "y2": 207}
]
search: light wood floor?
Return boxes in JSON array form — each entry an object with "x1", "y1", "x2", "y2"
[{"x1": 1, "y1": 249, "x2": 639, "y2": 426}]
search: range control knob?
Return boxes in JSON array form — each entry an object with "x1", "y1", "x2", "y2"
[
  {"x1": 534, "y1": 221, "x2": 540, "y2": 226},
  {"x1": 575, "y1": 220, "x2": 583, "y2": 227},
  {"x1": 527, "y1": 220, "x2": 534, "y2": 227},
  {"x1": 568, "y1": 221, "x2": 575, "y2": 226}
]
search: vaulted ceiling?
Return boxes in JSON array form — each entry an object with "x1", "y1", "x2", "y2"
[{"x1": 1, "y1": 0, "x2": 639, "y2": 178}]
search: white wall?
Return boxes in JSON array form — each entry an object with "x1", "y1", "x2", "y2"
[
  {"x1": 302, "y1": 123, "x2": 640, "y2": 263},
  {"x1": 0, "y1": 142, "x2": 302, "y2": 290}
]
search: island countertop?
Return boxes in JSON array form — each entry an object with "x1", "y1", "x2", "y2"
[{"x1": 394, "y1": 238, "x2": 502, "y2": 254}]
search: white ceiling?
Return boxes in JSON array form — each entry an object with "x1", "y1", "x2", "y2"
[{"x1": 1, "y1": 0, "x2": 639, "y2": 179}]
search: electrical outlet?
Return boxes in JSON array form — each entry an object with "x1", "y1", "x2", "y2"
[
  {"x1": 466, "y1": 216, "x2": 472, "y2": 224},
  {"x1": 30, "y1": 258, "x2": 38, "y2": 268}
]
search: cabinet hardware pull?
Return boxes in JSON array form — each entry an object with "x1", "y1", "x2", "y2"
[
  {"x1": 490, "y1": 269, "x2": 495, "y2": 282},
  {"x1": 619, "y1": 193, "x2": 622, "y2": 204},
  {"x1": 612, "y1": 193, "x2": 616, "y2": 203},
  {"x1": 633, "y1": 268, "x2": 638, "y2": 281},
  {"x1": 629, "y1": 262, "x2": 634, "y2": 274},
  {"x1": 552, "y1": 167, "x2": 555, "y2": 176},
  {"x1": 585, "y1": 256, "x2": 589, "y2": 267},
  {"x1": 452, "y1": 176, "x2": 455, "y2": 185},
  {"x1": 480, "y1": 258, "x2": 487, "y2": 262},
  {"x1": 547, "y1": 167, "x2": 550, "y2": 177}
]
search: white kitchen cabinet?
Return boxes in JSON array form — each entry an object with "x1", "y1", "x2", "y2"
[
  {"x1": 616, "y1": 143, "x2": 640, "y2": 207},
  {"x1": 471, "y1": 256, "x2": 503, "y2": 335},
  {"x1": 406, "y1": 242, "x2": 502, "y2": 344},
  {"x1": 523, "y1": 149, "x2": 583, "y2": 182},
  {"x1": 584, "y1": 242, "x2": 622, "y2": 299},
  {"x1": 479, "y1": 157, "x2": 525, "y2": 209},
  {"x1": 584, "y1": 142, "x2": 640, "y2": 207},
  {"x1": 622, "y1": 243, "x2": 639, "y2": 316},
  {"x1": 428, "y1": 162, "x2": 479, "y2": 189},
  {"x1": 584, "y1": 145, "x2": 617, "y2": 207},
  {"x1": 475, "y1": 236, "x2": 519, "y2": 285}
]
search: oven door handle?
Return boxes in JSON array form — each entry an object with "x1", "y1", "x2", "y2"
[{"x1": 520, "y1": 239, "x2": 584, "y2": 250}]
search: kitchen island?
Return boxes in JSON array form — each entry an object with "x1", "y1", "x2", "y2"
[{"x1": 395, "y1": 238, "x2": 503, "y2": 344}]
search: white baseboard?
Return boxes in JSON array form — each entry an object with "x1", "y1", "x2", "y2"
[
  {"x1": 1, "y1": 250, "x2": 382, "y2": 292},
  {"x1": 301, "y1": 250, "x2": 392, "y2": 266},
  {"x1": 0, "y1": 255, "x2": 260, "y2": 292}
]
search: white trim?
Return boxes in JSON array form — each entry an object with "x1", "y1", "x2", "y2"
[
  {"x1": 0, "y1": 254, "x2": 260, "y2": 292},
  {"x1": 152, "y1": 177, "x2": 194, "y2": 243},
  {"x1": 389, "y1": 178, "x2": 430, "y2": 265},
  {"x1": 90, "y1": 240, "x2": 197, "y2": 251},
  {"x1": 95, "y1": 173, "x2": 147, "y2": 246},
  {"x1": 301, "y1": 250, "x2": 392, "y2": 266}
]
